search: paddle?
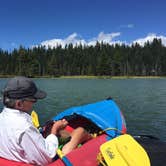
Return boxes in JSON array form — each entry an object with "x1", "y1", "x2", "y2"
[{"x1": 99, "y1": 134, "x2": 151, "y2": 166}]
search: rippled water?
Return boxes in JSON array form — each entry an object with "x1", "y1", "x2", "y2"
[{"x1": 0, "y1": 78, "x2": 166, "y2": 141}]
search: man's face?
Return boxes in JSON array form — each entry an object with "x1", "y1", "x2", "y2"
[
  {"x1": 15, "y1": 98, "x2": 37, "y2": 112},
  {"x1": 22, "y1": 100, "x2": 35, "y2": 112}
]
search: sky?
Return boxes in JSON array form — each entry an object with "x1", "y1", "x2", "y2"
[{"x1": 0, "y1": 0, "x2": 166, "y2": 51}]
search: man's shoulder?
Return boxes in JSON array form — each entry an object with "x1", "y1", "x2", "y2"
[{"x1": 1, "y1": 108, "x2": 32, "y2": 130}]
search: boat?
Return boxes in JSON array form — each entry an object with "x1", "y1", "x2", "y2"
[{"x1": 0, "y1": 98, "x2": 166, "y2": 166}]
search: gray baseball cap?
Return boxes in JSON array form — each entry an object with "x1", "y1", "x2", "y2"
[{"x1": 2, "y1": 76, "x2": 47, "y2": 99}]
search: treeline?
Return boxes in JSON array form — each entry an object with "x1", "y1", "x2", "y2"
[{"x1": 0, "y1": 38, "x2": 166, "y2": 77}]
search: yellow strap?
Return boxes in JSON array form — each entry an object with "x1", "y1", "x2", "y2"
[
  {"x1": 56, "y1": 149, "x2": 65, "y2": 159},
  {"x1": 31, "y1": 110, "x2": 40, "y2": 128}
]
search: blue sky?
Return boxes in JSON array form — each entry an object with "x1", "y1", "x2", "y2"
[{"x1": 0, "y1": 0, "x2": 166, "y2": 51}]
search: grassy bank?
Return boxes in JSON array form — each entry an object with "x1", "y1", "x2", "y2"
[
  {"x1": 59, "y1": 75, "x2": 165, "y2": 79},
  {"x1": 0, "y1": 75, "x2": 165, "y2": 79}
]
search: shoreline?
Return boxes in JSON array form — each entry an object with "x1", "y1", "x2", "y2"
[
  {"x1": 59, "y1": 75, "x2": 165, "y2": 79},
  {"x1": 0, "y1": 75, "x2": 165, "y2": 79}
]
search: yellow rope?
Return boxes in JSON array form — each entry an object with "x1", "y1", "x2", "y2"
[
  {"x1": 97, "y1": 152, "x2": 108, "y2": 166},
  {"x1": 99, "y1": 127, "x2": 123, "y2": 135},
  {"x1": 95, "y1": 127, "x2": 124, "y2": 166},
  {"x1": 91, "y1": 127, "x2": 123, "y2": 138}
]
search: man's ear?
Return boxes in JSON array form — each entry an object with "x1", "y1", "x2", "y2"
[{"x1": 15, "y1": 100, "x2": 23, "y2": 110}]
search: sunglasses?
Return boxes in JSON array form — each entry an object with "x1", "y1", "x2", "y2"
[{"x1": 23, "y1": 98, "x2": 37, "y2": 103}]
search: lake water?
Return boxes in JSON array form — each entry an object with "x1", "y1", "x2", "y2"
[{"x1": 0, "y1": 78, "x2": 166, "y2": 141}]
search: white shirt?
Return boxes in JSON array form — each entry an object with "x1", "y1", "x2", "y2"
[{"x1": 0, "y1": 107, "x2": 59, "y2": 166}]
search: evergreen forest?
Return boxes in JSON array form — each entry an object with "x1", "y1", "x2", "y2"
[{"x1": 0, "y1": 38, "x2": 166, "y2": 77}]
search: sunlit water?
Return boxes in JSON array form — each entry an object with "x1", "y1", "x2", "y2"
[{"x1": 0, "y1": 78, "x2": 166, "y2": 141}]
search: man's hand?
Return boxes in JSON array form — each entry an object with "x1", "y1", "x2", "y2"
[{"x1": 51, "y1": 119, "x2": 68, "y2": 135}]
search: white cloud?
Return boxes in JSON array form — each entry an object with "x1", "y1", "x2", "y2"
[
  {"x1": 11, "y1": 42, "x2": 17, "y2": 47},
  {"x1": 88, "y1": 32, "x2": 125, "y2": 46},
  {"x1": 127, "y1": 24, "x2": 134, "y2": 28},
  {"x1": 40, "y1": 33, "x2": 86, "y2": 48},
  {"x1": 40, "y1": 32, "x2": 121, "y2": 48},
  {"x1": 39, "y1": 32, "x2": 166, "y2": 49},
  {"x1": 119, "y1": 24, "x2": 134, "y2": 29},
  {"x1": 132, "y1": 33, "x2": 166, "y2": 46},
  {"x1": 94, "y1": 32, "x2": 121, "y2": 43}
]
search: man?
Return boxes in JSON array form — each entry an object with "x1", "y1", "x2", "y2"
[{"x1": 0, "y1": 76, "x2": 90, "y2": 165}]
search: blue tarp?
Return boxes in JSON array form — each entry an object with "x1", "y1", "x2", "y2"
[{"x1": 52, "y1": 99, "x2": 125, "y2": 137}]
